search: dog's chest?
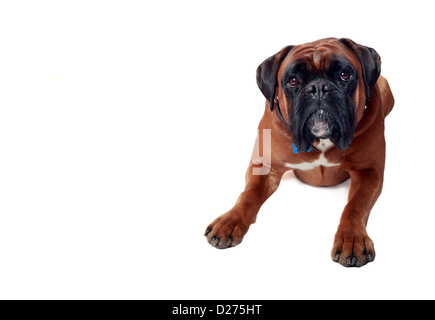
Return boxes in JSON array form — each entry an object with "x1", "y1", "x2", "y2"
[{"x1": 284, "y1": 139, "x2": 340, "y2": 171}]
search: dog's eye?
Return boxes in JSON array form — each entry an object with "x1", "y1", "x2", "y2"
[
  {"x1": 340, "y1": 71, "x2": 351, "y2": 81},
  {"x1": 288, "y1": 78, "x2": 299, "y2": 88}
]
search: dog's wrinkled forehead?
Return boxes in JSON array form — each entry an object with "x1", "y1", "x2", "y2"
[{"x1": 279, "y1": 39, "x2": 360, "y2": 77}]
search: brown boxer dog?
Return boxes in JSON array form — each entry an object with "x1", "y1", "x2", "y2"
[{"x1": 204, "y1": 38, "x2": 394, "y2": 267}]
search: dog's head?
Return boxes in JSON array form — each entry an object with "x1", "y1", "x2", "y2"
[{"x1": 256, "y1": 38, "x2": 381, "y2": 152}]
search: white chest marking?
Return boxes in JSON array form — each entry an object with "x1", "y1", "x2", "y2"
[{"x1": 284, "y1": 139, "x2": 340, "y2": 171}]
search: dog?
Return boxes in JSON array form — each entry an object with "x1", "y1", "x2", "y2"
[{"x1": 204, "y1": 38, "x2": 394, "y2": 267}]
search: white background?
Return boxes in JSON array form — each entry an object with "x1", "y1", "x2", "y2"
[{"x1": 0, "y1": 0, "x2": 434, "y2": 300}]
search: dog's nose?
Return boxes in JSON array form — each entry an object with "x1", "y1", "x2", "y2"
[{"x1": 305, "y1": 80, "x2": 333, "y2": 98}]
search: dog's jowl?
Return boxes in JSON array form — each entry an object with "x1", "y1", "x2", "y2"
[{"x1": 204, "y1": 38, "x2": 394, "y2": 268}]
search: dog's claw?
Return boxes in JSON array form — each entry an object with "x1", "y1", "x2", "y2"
[
  {"x1": 351, "y1": 257, "x2": 357, "y2": 266},
  {"x1": 211, "y1": 237, "x2": 219, "y2": 247}
]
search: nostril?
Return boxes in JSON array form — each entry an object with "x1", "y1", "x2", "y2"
[
  {"x1": 305, "y1": 81, "x2": 333, "y2": 96},
  {"x1": 306, "y1": 85, "x2": 316, "y2": 94}
]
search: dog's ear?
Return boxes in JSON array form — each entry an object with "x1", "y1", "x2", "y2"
[
  {"x1": 338, "y1": 38, "x2": 381, "y2": 104},
  {"x1": 256, "y1": 45, "x2": 294, "y2": 111}
]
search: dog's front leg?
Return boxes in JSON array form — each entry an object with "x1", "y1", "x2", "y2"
[
  {"x1": 205, "y1": 164, "x2": 282, "y2": 249},
  {"x1": 331, "y1": 168, "x2": 384, "y2": 267}
]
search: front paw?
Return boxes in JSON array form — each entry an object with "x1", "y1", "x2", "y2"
[
  {"x1": 204, "y1": 212, "x2": 250, "y2": 249},
  {"x1": 331, "y1": 226, "x2": 375, "y2": 268}
]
